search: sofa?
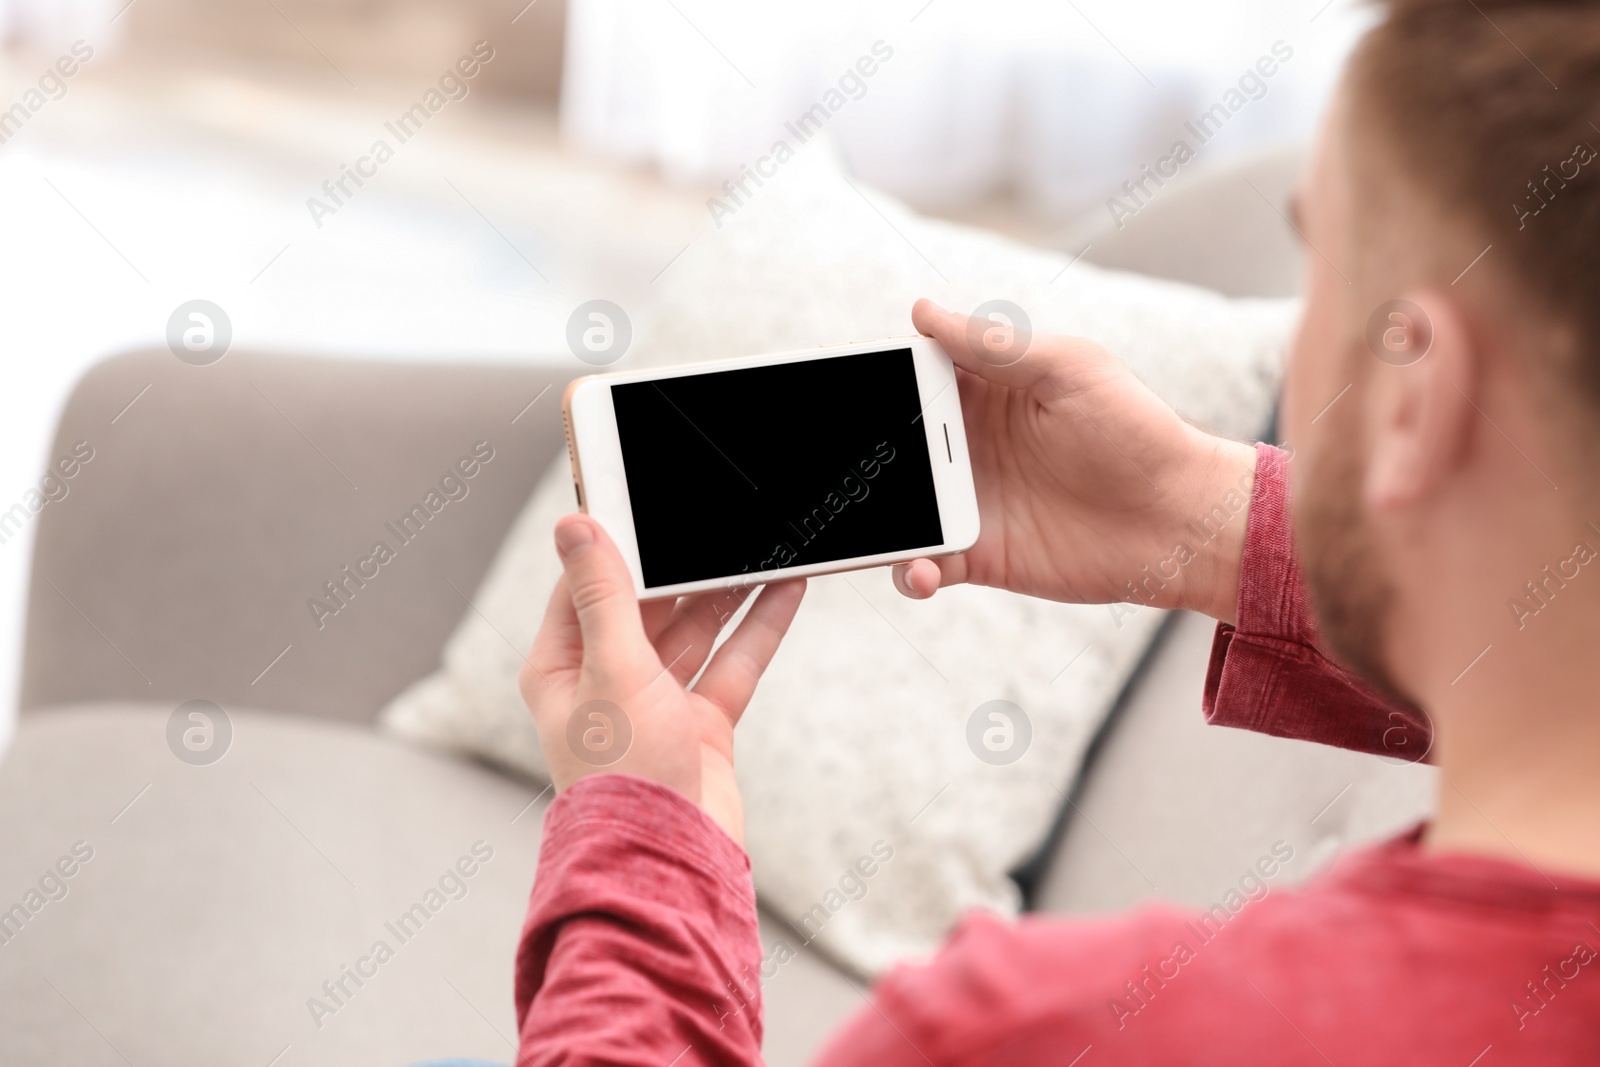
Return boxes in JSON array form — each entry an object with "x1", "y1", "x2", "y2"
[{"x1": 0, "y1": 146, "x2": 1434, "y2": 1066}]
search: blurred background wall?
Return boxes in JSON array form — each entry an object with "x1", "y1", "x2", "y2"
[
  {"x1": 3, "y1": 0, "x2": 566, "y2": 93},
  {"x1": 0, "y1": 0, "x2": 1370, "y2": 752}
]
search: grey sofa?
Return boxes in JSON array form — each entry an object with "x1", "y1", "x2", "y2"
[{"x1": 0, "y1": 146, "x2": 1433, "y2": 1066}]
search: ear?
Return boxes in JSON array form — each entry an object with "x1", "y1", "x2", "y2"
[{"x1": 1363, "y1": 291, "x2": 1477, "y2": 512}]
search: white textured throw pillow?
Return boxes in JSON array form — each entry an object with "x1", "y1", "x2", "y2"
[{"x1": 382, "y1": 150, "x2": 1297, "y2": 976}]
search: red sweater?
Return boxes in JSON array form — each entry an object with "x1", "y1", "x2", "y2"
[{"x1": 513, "y1": 445, "x2": 1600, "y2": 1065}]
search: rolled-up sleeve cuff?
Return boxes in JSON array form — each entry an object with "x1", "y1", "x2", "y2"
[{"x1": 1202, "y1": 443, "x2": 1431, "y2": 758}]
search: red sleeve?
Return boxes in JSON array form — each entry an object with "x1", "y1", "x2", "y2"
[
  {"x1": 514, "y1": 775, "x2": 763, "y2": 1066},
  {"x1": 1202, "y1": 442, "x2": 1432, "y2": 762}
]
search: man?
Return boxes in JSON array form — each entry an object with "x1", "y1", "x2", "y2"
[{"x1": 511, "y1": 0, "x2": 1600, "y2": 1061}]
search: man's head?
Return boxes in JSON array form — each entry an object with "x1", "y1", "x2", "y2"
[{"x1": 1283, "y1": 0, "x2": 1600, "y2": 705}]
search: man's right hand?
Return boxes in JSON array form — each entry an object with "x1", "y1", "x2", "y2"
[{"x1": 893, "y1": 299, "x2": 1259, "y2": 625}]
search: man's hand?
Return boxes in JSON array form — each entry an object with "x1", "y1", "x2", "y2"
[
  {"x1": 519, "y1": 515, "x2": 806, "y2": 844},
  {"x1": 895, "y1": 299, "x2": 1258, "y2": 623}
]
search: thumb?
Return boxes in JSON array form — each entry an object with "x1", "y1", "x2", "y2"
[{"x1": 553, "y1": 514, "x2": 652, "y2": 674}]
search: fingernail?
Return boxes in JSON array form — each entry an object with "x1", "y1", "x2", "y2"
[{"x1": 555, "y1": 519, "x2": 595, "y2": 559}]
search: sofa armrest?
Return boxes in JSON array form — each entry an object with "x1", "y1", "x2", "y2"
[
  {"x1": 1071, "y1": 144, "x2": 1308, "y2": 300},
  {"x1": 22, "y1": 349, "x2": 570, "y2": 723}
]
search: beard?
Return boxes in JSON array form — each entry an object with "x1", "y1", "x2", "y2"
[{"x1": 1294, "y1": 381, "x2": 1412, "y2": 705}]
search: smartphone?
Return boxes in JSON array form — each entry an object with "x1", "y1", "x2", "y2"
[{"x1": 562, "y1": 337, "x2": 979, "y2": 599}]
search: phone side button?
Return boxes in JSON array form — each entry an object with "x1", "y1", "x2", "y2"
[{"x1": 574, "y1": 481, "x2": 583, "y2": 508}]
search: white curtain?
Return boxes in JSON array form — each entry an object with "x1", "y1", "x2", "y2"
[{"x1": 561, "y1": 0, "x2": 1371, "y2": 214}]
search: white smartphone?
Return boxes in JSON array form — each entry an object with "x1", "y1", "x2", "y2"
[{"x1": 562, "y1": 336, "x2": 979, "y2": 600}]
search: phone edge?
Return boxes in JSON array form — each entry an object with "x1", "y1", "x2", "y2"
[{"x1": 562, "y1": 339, "x2": 979, "y2": 600}]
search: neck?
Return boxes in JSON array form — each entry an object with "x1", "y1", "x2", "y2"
[{"x1": 1421, "y1": 584, "x2": 1600, "y2": 883}]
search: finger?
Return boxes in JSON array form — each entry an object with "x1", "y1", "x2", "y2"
[
  {"x1": 522, "y1": 575, "x2": 580, "y2": 700},
  {"x1": 552, "y1": 514, "x2": 655, "y2": 678},
  {"x1": 912, "y1": 297, "x2": 1115, "y2": 399},
  {"x1": 693, "y1": 579, "x2": 807, "y2": 724},
  {"x1": 651, "y1": 584, "x2": 755, "y2": 685},
  {"x1": 896, "y1": 559, "x2": 953, "y2": 601}
]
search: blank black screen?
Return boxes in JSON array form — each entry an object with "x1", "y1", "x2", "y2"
[{"x1": 611, "y1": 348, "x2": 945, "y2": 589}]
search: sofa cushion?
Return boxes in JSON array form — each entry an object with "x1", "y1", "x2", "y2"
[{"x1": 0, "y1": 705, "x2": 859, "y2": 1066}]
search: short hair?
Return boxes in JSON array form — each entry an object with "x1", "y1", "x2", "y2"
[{"x1": 1346, "y1": 0, "x2": 1600, "y2": 398}]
